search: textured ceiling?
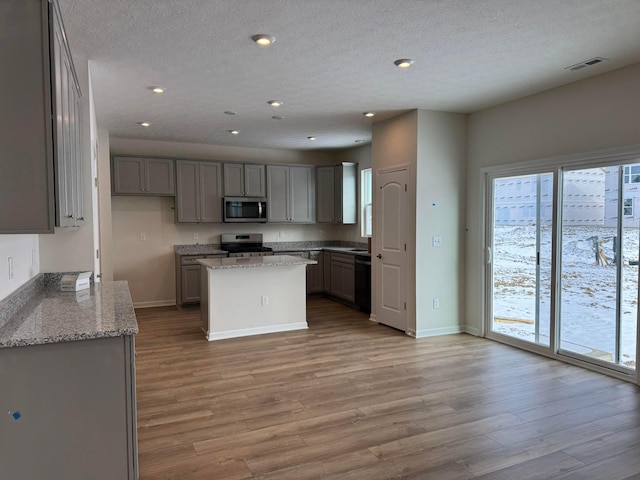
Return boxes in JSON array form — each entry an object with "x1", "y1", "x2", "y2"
[{"x1": 58, "y1": 0, "x2": 640, "y2": 151}]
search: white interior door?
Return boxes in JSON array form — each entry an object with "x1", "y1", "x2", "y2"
[{"x1": 375, "y1": 167, "x2": 408, "y2": 331}]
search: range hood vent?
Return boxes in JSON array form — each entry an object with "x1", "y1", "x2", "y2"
[{"x1": 565, "y1": 57, "x2": 608, "y2": 71}]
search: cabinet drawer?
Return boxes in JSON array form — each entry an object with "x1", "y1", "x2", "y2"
[
  {"x1": 180, "y1": 255, "x2": 205, "y2": 265},
  {"x1": 330, "y1": 252, "x2": 355, "y2": 264}
]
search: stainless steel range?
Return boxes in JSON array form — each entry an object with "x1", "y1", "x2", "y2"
[{"x1": 220, "y1": 233, "x2": 274, "y2": 257}]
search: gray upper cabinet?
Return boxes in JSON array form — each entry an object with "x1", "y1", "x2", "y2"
[
  {"x1": 223, "y1": 163, "x2": 266, "y2": 197},
  {"x1": 317, "y1": 163, "x2": 357, "y2": 224},
  {"x1": 266, "y1": 165, "x2": 315, "y2": 223},
  {"x1": 0, "y1": 0, "x2": 82, "y2": 233},
  {"x1": 112, "y1": 156, "x2": 175, "y2": 196},
  {"x1": 176, "y1": 160, "x2": 222, "y2": 223}
]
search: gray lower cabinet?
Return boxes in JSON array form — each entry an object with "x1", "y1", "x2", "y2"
[
  {"x1": 176, "y1": 160, "x2": 222, "y2": 223},
  {"x1": 176, "y1": 254, "x2": 227, "y2": 305},
  {"x1": 223, "y1": 163, "x2": 266, "y2": 197},
  {"x1": 307, "y1": 251, "x2": 324, "y2": 293},
  {"x1": 330, "y1": 252, "x2": 356, "y2": 303},
  {"x1": 0, "y1": 335, "x2": 137, "y2": 479},
  {"x1": 0, "y1": 0, "x2": 82, "y2": 233},
  {"x1": 112, "y1": 156, "x2": 175, "y2": 195},
  {"x1": 323, "y1": 251, "x2": 332, "y2": 292},
  {"x1": 266, "y1": 165, "x2": 315, "y2": 223}
]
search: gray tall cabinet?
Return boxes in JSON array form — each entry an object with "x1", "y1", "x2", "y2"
[
  {"x1": 317, "y1": 163, "x2": 357, "y2": 224},
  {"x1": 0, "y1": 0, "x2": 83, "y2": 233}
]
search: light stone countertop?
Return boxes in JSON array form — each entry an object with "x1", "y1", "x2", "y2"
[
  {"x1": 197, "y1": 255, "x2": 317, "y2": 270},
  {"x1": 0, "y1": 281, "x2": 138, "y2": 348}
]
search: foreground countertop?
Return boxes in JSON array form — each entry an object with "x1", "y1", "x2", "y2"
[
  {"x1": 198, "y1": 255, "x2": 317, "y2": 270},
  {"x1": 0, "y1": 281, "x2": 138, "y2": 348}
]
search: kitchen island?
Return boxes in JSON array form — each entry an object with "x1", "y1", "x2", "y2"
[
  {"x1": 198, "y1": 255, "x2": 316, "y2": 341},
  {"x1": 0, "y1": 277, "x2": 138, "y2": 480}
]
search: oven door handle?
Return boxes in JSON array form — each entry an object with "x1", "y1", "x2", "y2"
[{"x1": 258, "y1": 202, "x2": 263, "y2": 218}]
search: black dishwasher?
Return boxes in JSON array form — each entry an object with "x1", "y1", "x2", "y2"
[{"x1": 354, "y1": 255, "x2": 371, "y2": 314}]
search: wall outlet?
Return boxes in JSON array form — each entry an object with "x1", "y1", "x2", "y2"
[
  {"x1": 432, "y1": 236, "x2": 442, "y2": 247},
  {"x1": 279, "y1": 231, "x2": 285, "y2": 238},
  {"x1": 193, "y1": 233, "x2": 199, "y2": 241},
  {"x1": 7, "y1": 257, "x2": 13, "y2": 280},
  {"x1": 139, "y1": 233, "x2": 146, "y2": 241},
  {"x1": 261, "y1": 295, "x2": 269, "y2": 306},
  {"x1": 433, "y1": 298, "x2": 440, "y2": 309}
]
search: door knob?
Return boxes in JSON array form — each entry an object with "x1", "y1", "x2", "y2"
[{"x1": 376, "y1": 254, "x2": 382, "y2": 259}]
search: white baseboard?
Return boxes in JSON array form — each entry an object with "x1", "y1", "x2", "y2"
[
  {"x1": 206, "y1": 322, "x2": 308, "y2": 341},
  {"x1": 415, "y1": 325, "x2": 465, "y2": 338},
  {"x1": 133, "y1": 299, "x2": 176, "y2": 309},
  {"x1": 369, "y1": 314, "x2": 377, "y2": 323},
  {"x1": 463, "y1": 325, "x2": 480, "y2": 336}
]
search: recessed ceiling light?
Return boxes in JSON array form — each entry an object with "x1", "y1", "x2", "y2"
[
  {"x1": 224, "y1": 110, "x2": 237, "y2": 115},
  {"x1": 307, "y1": 136, "x2": 317, "y2": 141},
  {"x1": 137, "y1": 122, "x2": 151, "y2": 127},
  {"x1": 394, "y1": 58, "x2": 415, "y2": 68},
  {"x1": 363, "y1": 112, "x2": 375, "y2": 117},
  {"x1": 267, "y1": 100, "x2": 283, "y2": 107},
  {"x1": 251, "y1": 34, "x2": 276, "y2": 46},
  {"x1": 148, "y1": 86, "x2": 166, "y2": 94},
  {"x1": 354, "y1": 140, "x2": 364, "y2": 143},
  {"x1": 272, "y1": 115, "x2": 284, "y2": 120},
  {"x1": 228, "y1": 130, "x2": 240, "y2": 135}
]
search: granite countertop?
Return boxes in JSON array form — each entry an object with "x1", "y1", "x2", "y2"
[
  {"x1": 175, "y1": 242, "x2": 370, "y2": 257},
  {"x1": 0, "y1": 281, "x2": 138, "y2": 348},
  {"x1": 198, "y1": 255, "x2": 317, "y2": 270},
  {"x1": 174, "y1": 244, "x2": 227, "y2": 255}
]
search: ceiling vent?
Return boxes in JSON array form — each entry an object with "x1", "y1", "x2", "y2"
[{"x1": 565, "y1": 57, "x2": 608, "y2": 71}]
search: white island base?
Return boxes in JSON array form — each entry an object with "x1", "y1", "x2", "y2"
[{"x1": 198, "y1": 255, "x2": 316, "y2": 341}]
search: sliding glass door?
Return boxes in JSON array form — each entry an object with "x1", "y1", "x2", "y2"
[
  {"x1": 487, "y1": 161, "x2": 639, "y2": 378},
  {"x1": 559, "y1": 166, "x2": 637, "y2": 371},
  {"x1": 489, "y1": 173, "x2": 553, "y2": 347}
]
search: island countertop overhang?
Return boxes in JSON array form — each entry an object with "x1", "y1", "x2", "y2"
[{"x1": 197, "y1": 255, "x2": 317, "y2": 270}]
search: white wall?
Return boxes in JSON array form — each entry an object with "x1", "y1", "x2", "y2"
[
  {"x1": 466, "y1": 62, "x2": 640, "y2": 334},
  {"x1": 415, "y1": 110, "x2": 467, "y2": 337},
  {"x1": 107, "y1": 137, "x2": 362, "y2": 307},
  {"x1": 39, "y1": 55, "x2": 95, "y2": 274},
  {"x1": 0, "y1": 235, "x2": 39, "y2": 299}
]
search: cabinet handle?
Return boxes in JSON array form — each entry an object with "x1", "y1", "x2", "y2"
[
  {"x1": 77, "y1": 217, "x2": 84, "y2": 221},
  {"x1": 67, "y1": 214, "x2": 74, "y2": 219}
]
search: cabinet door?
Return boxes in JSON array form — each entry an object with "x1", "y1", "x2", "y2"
[
  {"x1": 266, "y1": 165, "x2": 290, "y2": 222},
  {"x1": 181, "y1": 265, "x2": 202, "y2": 303},
  {"x1": 113, "y1": 157, "x2": 144, "y2": 194},
  {"x1": 323, "y1": 251, "x2": 332, "y2": 292},
  {"x1": 145, "y1": 158, "x2": 175, "y2": 195},
  {"x1": 72, "y1": 94, "x2": 84, "y2": 225},
  {"x1": 223, "y1": 163, "x2": 244, "y2": 196},
  {"x1": 307, "y1": 252, "x2": 323, "y2": 293},
  {"x1": 199, "y1": 162, "x2": 222, "y2": 222},
  {"x1": 176, "y1": 160, "x2": 200, "y2": 222},
  {"x1": 0, "y1": 0, "x2": 55, "y2": 233},
  {"x1": 342, "y1": 262, "x2": 356, "y2": 302},
  {"x1": 244, "y1": 164, "x2": 266, "y2": 197},
  {"x1": 316, "y1": 166, "x2": 335, "y2": 223},
  {"x1": 290, "y1": 166, "x2": 315, "y2": 223},
  {"x1": 330, "y1": 261, "x2": 344, "y2": 298}
]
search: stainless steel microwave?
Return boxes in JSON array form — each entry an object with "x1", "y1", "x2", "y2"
[{"x1": 223, "y1": 197, "x2": 267, "y2": 223}]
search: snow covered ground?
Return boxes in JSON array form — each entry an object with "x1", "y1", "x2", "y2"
[{"x1": 493, "y1": 225, "x2": 638, "y2": 369}]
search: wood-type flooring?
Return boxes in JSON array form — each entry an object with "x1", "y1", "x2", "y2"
[{"x1": 135, "y1": 297, "x2": 640, "y2": 480}]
